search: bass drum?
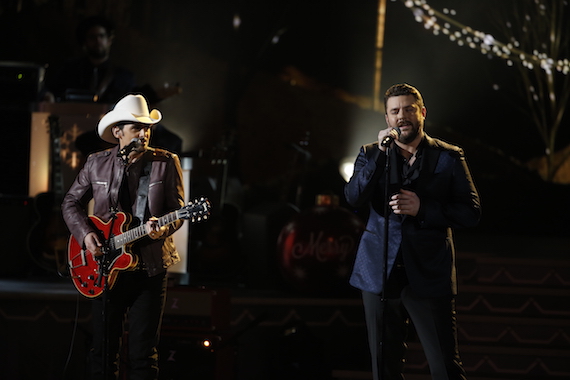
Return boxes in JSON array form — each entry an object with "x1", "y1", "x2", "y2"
[{"x1": 277, "y1": 195, "x2": 364, "y2": 295}]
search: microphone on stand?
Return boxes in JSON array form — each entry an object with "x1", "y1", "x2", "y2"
[
  {"x1": 380, "y1": 127, "x2": 401, "y2": 147},
  {"x1": 118, "y1": 138, "x2": 141, "y2": 156},
  {"x1": 118, "y1": 138, "x2": 142, "y2": 164}
]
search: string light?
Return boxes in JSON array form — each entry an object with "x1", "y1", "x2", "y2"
[{"x1": 399, "y1": 0, "x2": 570, "y2": 75}]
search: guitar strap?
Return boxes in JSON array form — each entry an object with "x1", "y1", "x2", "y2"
[{"x1": 134, "y1": 157, "x2": 153, "y2": 224}]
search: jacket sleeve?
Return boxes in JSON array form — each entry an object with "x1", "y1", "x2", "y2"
[
  {"x1": 61, "y1": 155, "x2": 95, "y2": 248},
  {"x1": 344, "y1": 144, "x2": 385, "y2": 208}
]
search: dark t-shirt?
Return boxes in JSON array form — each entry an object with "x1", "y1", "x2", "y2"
[{"x1": 46, "y1": 56, "x2": 135, "y2": 104}]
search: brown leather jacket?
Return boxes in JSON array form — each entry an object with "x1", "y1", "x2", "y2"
[{"x1": 62, "y1": 145, "x2": 185, "y2": 276}]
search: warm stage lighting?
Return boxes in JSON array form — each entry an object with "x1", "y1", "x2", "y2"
[
  {"x1": 400, "y1": 0, "x2": 570, "y2": 75},
  {"x1": 202, "y1": 339, "x2": 211, "y2": 348},
  {"x1": 339, "y1": 158, "x2": 356, "y2": 183},
  {"x1": 233, "y1": 13, "x2": 241, "y2": 30}
]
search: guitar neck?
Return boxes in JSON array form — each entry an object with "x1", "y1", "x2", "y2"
[{"x1": 112, "y1": 210, "x2": 180, "y2": 249}]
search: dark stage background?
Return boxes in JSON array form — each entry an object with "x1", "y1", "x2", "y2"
[
  {"x1": 2, "y1": 0, "x2": 569, "y2": 233},
  {"x1": 0, "y1": 1, "x2": 569, "y2": 379}
]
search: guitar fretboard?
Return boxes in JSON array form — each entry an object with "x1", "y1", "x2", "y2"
[{"x1": 111, "y1": 210, "x2": 179, "y2": 249}]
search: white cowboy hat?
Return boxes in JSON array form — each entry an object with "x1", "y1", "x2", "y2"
[{"x1": 97, "y1": 94, "x2": 162, "y2": 143}]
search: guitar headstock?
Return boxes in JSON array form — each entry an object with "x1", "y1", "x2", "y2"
[{"x1": 179, "y1": 197, "x2": 211, "y2": 223}]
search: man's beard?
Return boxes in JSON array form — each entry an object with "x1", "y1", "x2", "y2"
[
  {"x1": 86, "y1": 47, "x2": 108, "y2": 60},
  {"x1": 397, "y1": 121, "x2": 422, "y2": 144},
  {"x1": 134, "y1": 143, "x2": 147, "y2": 153}
]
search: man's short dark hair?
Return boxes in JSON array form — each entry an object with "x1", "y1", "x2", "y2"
[
  {"x1": 384, "y1": 83, "x2": 425, "y2": 113},
  {"x1": 76, "y1": 15, "x2": 115, "y2": 44}
]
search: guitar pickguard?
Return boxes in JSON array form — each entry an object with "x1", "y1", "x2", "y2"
[{"x1": 67, "y1": 212, "x2": 138, "y2": 298}]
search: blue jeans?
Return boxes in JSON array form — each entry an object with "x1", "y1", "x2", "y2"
[{"x1": 90, "y1": 270, "x2": 167, "y2": 380}]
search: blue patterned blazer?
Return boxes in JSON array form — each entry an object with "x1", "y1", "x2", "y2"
[{"x1": 345, "y1": 134, "x2": 481, "y2": 297}]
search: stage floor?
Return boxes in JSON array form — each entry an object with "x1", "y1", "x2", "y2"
[{"x1": 1, "y1": 232, "x2": 569, "y2": 380}]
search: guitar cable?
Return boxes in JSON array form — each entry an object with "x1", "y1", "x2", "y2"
[{"x1": 62, "y1": 291, "x2": 82, "y2": 379}]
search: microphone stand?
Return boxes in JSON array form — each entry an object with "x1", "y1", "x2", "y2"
[
  {"x1": 379, "y1": 141, "x2": 392, "y2": 379},
  {"x1": 99, "y1": 253, "x2": 110, "y2": 380},
  {"x1": 98, "y1": 209, "x2": 118, "y2": 380}
]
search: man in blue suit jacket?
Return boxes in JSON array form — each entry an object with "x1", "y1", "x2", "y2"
[{"x1": 345, "y1": 84, "x2": 481, "y2": 380}]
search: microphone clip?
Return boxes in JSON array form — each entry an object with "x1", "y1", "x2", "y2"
[{"x1": 117, "y1": 138, "x2": 142, "y2": 165}]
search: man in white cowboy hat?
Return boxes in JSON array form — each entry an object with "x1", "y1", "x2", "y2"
[{"x1": 62, "y1": 93, "x2": 185, "y2": 379}]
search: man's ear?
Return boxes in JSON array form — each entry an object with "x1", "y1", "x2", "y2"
[{"x1": 112, "y1": 126, "x2": 122, "y2": 139}]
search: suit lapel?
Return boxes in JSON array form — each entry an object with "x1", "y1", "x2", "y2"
[{"x1": 416, "y1": 135, "x2": 441, "y2": 189}]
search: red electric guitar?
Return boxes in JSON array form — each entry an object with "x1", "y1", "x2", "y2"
[{"x1": 68, "y1": 198, "x2": 210, "y2": 298}]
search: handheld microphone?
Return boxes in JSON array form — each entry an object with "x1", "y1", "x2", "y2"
[{"x1": 380, "y1": 127, "x2": 401, "y2": 147}]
